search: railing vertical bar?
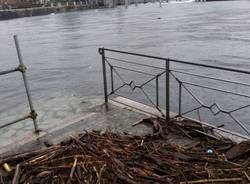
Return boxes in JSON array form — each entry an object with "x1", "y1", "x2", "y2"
[
  {"x1": 110, "y1": 65, "x2": 114, "y2": 94},
  {"x1": 14, "y1": 35, "x2": 39, "y2": 133},
  {"x1": 165, "y1": 59, "x2": 170, "y2": 122},
  {"x1": 100, "y1": 48, "x2": 108, "y2": 103},
  {"x1": 178, "y1": 81, "x2": 182, "y2": 116},
  {"x1": 156, "y1": 76, "x2": 159, "y2": 107}
]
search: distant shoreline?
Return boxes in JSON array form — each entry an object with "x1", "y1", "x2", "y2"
[
  {"x1": 0, "y1": 0, "x2": 236, "y2": 21},
  {"x1": 0, "y1": 4, "x2": 101, "y2": 21}
]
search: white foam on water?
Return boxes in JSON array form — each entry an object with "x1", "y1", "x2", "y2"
[{"x1": 169, "y1": 0, "x2": 195, "y2": 4}]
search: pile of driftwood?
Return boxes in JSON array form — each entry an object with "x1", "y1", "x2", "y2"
[{"x1": 0, "y1": 118, "x2": 249, "y2": 184}]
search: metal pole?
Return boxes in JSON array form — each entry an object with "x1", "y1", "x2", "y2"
[
  {"x1": 159, "y1": 0, "x2": 162, "y2": 7},
  {"x1": 178, "y1": 81, "x2": 182, "y2": 116},
  {"x1": 156, "y1": 75, "x2": 159, "y2": 107},
  {"x1": 100, "y1": 48, "x2": 108, "y2": 103},
  {"x1": 14, "y1": 35, "x2": 39, "y2": 133},
  {"x1": 110, "y1": 65, "x2": 114, "y2": 94},
  {"x1": 0, "y1": 68, "x2": 18, "y2": 76},
  {"x1": 165, "y1": 59, "x2": 170, "y2": 122},
  {"x1": 0, "y1": 115, "x2": 30, "y2": 129}
]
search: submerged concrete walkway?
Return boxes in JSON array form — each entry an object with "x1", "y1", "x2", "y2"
[
  {"x1": 0, "y1": 96, "x2": 247, "y2": 156},
  {"x1": 0, "y1": 96, "x2": 154, "y2": 155}
]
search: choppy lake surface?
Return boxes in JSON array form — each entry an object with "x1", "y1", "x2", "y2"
[{"x1": 1, "y1": 1, "x2": 250, "y2": 136}]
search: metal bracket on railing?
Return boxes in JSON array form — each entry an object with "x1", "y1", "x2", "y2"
[
  {"x1": 98, "y1": 47, "x2": 104, "y2": 55},
  {"x1": 16, "y1": 64, "x2": 27, "y2": 73},
  {"x1": 29, "y1": 110, "x2": 40, "y2": 134},
  {"x1": 29, "y1": 110, "x2": 38, "y2": 120}
]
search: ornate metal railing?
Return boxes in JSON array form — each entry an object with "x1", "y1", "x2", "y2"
[
  {"x1": 99, "y1": 48, "x2": 250, "y2": 139},
  {"x1": 0, "y1": 35, "x2": 39, "y2": 133}
]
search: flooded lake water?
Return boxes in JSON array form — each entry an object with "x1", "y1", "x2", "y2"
[{"x1": 1, "y1": 1, "x2": 250, "y2": 136}]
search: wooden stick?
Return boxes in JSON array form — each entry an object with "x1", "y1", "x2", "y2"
[
  {"x1": 12, "y1": 164, "x2": 21, "y2": 184},
  {"x1": 67, "y1": 157, "x2": 78, "y2": 184},
  {"x1": 244, "y1": 171, "x2": 250, "y2": 182},
  {"x1": 132, "y1": 119, "x2": 144, "y2": 126},
  {"x1": 180, "y1": 177, "x2": 242, "y2": 184},
  {"x1": 70, "y1": 158, "x2": 77, "y2": 179}
]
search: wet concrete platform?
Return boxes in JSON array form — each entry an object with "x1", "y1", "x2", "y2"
[
  {"x1": 0, "y1": 96, "x2": 247, "y2": 157},
  {"x1": 0, "y1": 96, "x2": 157, "y2": 156}
]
